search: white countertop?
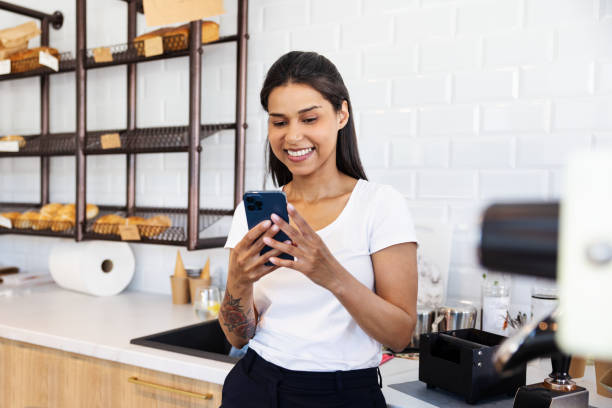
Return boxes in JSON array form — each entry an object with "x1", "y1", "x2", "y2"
[{"x1": 0, "y1": 283, "x2": 609, "y2": 408}]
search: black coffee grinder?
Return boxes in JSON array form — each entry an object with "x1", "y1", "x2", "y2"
[{"x1": 479, "y1": 203, "x2": 589, "y2": 408}]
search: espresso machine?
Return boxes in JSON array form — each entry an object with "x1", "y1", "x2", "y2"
[{"x1": 479, "y1": 151, "x2": 612, "y2": 407}]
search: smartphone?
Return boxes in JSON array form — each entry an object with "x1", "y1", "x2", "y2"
[{"x1": 243, "y1": 191, "x2": 294, "y2": 264}]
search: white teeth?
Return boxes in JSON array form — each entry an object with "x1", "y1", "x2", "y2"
[{"x1": 287, "y1": 147, "x2": 313, "y2": 157}]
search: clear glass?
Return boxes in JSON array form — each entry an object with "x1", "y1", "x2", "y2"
[
  {"x1": 481, "y1": 280, "x2": 511, "y2": 336},
  {"x1": 193, "y1": 286, "x2": 221, "y2": 320},
  {"x1": 531, "y1": 285, "x2": 558, "y2": 322}
]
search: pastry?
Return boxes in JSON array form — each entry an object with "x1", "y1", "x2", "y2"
[
  {"x1": 14, "y1": 211, "x2": 38, "y2": 229},
  {"x1": 32, "y1": 212, "x2": 53, "y2": 230},
  {"x1": 92, "y1": 214, "x2": 126, "y2": 235},
  {"x1": 40, "y1": 202, "x2": 63, "y2": 216},
  {"x1": 86, "y1": 203, "x2": 99, "y2": 220},
  {"x1": 0, "y1": 135, "x2": 26, "y2": 148},
  {"x1": 58, "y1": 203, "x2": 75, "y2": 215},
  {"x1": 9, "y1": 46, "x2": 60, "y2": 73},
  {"x1": 51, "y1": 212, "x2": 75, "y2": 232},
  {"x1": 142, "y1": 215, "x2": 172, "y2": 237}
]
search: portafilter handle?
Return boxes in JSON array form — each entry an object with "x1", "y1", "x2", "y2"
[{"x1": 493, "y1": 309, "x2": 560, "y2": 375}]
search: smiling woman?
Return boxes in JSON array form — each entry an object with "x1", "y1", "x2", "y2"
[{"x1": 218, "y1": 51, "x2": 419, "y2": 408}]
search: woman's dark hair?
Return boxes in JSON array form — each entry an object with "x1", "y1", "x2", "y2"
[{"x1": 260, "y1": 51, "x2": 367, "y2": 187}]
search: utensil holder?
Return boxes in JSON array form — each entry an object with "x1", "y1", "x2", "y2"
[{"x1": 170, "y1": 275, "x2": 190, "y2": 304}]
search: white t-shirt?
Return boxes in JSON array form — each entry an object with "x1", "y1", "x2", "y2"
[{"x1": 224, "y1": 179, "x2": 417, "y2": 371}]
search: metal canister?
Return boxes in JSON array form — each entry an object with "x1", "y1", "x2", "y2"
[
  {"x1": 434, "y1": 301, "x2": 477, "y2": 332},
  {"x1": 409, "y1": 305, "x2": 436, "y2": 349}
]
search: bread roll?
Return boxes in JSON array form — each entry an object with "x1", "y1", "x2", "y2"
[
  {"x1": 32, "y1": 213, "x2": 53, "y2": 230},
  {"x1": 142, "y1": 215, "x2": 172, "y2": 237},
  {"x1": 92, "y1": 214, "x2": 126, "y2": 235},
  {"x1": 0, "y1": 135, "x2": 26, "y2": 148},
  {"x1": 14, "y1": 211, "x2": 38, "y2": 229},
  {"x1": 51, "y1": 212, "x2": 75, "y2": 232},
  {"x1": 126, "y1": 216, "x2": 146, "y2": 225},
  {"x1": 40, "y1": 202, "x2": 63, "y2": 217},
  {"x1": 58, "y1": 203, "x2": 75, "y2": 215},
  {"x1": 86, "y1": 203, "x2": 99, "y2": 220}
]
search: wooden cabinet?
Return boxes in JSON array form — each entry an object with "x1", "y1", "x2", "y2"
[{"x1": 0, "y1": 337, "x2": 222, "y2": 407}]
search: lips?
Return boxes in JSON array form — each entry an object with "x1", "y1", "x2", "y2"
[{"x1": 285, "y1": 147, "x2": 315, "y2": 162}]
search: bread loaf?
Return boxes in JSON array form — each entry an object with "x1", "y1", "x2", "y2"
[
  {"x1": 0, "y1": 41, "x2": 28, "y2": 60},
  {"x1": 133, "y1": 21, "x2": 219, "y2": 56},
  {"x1": 0, "y1": 135, "x2": 26, "y2": 148},
  {"x1": 9, "y1": 46, "x2": 60, "y2": 73}
]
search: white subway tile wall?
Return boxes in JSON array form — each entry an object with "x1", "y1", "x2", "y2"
[{"x1": 0, "y1": 0, "x2": 609, "y2": 306}]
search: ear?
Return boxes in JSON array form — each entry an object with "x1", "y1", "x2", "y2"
[{"x1": 337, "y1": 100, "x2": 349, "y2": 130}]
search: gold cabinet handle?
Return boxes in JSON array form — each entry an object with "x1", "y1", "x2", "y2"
[{"x1": 128, "y1": 376, "x2": 213, "y2": 400}]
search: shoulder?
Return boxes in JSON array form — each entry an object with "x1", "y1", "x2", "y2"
[{"x1": 357, "y1": 180, "x2": 406, "y2": 203}]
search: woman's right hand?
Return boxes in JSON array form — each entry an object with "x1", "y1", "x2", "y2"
[{"x1": 227, "y1": 220, "x2": 286, "y2": 289}]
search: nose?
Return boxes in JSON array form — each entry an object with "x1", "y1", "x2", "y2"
[{"x1": 286, "y1": 121, "x2": 302, "y2": 143}]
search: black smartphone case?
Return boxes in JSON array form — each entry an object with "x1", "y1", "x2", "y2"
[{"x1": 243, "y1": 191, "x2": 294, "y2": 264}]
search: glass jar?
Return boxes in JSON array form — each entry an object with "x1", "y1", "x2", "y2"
[
  {"x1": 531, "y1": 285, "x2": 558, "y2": 322},
  {"x1": 482, "y1": 280, "x2": 510, "y2": 336}
]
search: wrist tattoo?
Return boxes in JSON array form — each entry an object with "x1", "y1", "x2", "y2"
[{"x1": 221, "y1": 291, "x2": 256, "y2": 340}]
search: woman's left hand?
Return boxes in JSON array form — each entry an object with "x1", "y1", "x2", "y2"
[{"x1": 264, "y1": 203, "x2": 344, "y2": 290}]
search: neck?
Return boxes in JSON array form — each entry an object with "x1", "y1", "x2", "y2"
[{"x1": 286, "y1": 169, "x2": 356, "y2": 203}]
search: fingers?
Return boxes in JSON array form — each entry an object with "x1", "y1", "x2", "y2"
[
  {"x1": 286, "y1": 203, "x2": 315, "y2": 237},
  {"x1": 236, "y1": 219, "x2": 271, "y2": 250},
  {"x1": 268, "y1": 255, "x2": 296, "y2": 269},
  {"x1": 245, "y1": 223, "x2": 280, "y2": 258},
  {"x1": 262, "y1": 236, "x2": 298, "y2": 258},
  {"x1": 270, "y1": 213, "x2": 301, "y2": 242}
]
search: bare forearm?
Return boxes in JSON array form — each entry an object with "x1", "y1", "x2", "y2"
[
  {"x1": 219, "y1": 282, "x2": 257, "y2": 349},
  {"x1": 330, "y1": 266, "x2": 416, "y2": 352}
]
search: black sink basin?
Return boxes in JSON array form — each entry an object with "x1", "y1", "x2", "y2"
[{"x1": 130, "y1": 319, "x2": 240, "y2": 364}]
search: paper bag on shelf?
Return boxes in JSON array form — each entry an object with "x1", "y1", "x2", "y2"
[
  {"x1": 0, "y1": 21, "x2": 41, "y2": 48},
  {"x1": 142, "y1": 0, "x2": 225, "y2": 27}
]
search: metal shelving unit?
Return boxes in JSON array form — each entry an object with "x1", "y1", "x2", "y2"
[{"x1": 0, "y1": 0, "x2": 249, "y2": 249}]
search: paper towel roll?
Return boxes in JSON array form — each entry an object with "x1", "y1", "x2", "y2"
[{"x1": 48, "y1": 241, "x2": 135, "y2": 296}]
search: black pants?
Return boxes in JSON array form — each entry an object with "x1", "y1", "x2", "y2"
[{"x1": 220, "y1": 349, "x2": 387, "y2": 408}]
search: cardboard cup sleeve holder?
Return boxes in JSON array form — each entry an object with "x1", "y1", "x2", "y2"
[{"x1": 169, "y1": 275, "x2": 190, "y2": 304}]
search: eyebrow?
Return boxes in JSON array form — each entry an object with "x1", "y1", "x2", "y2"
[{"x1": 269, "y1": 105, "x2": 322, "y2": 117}]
